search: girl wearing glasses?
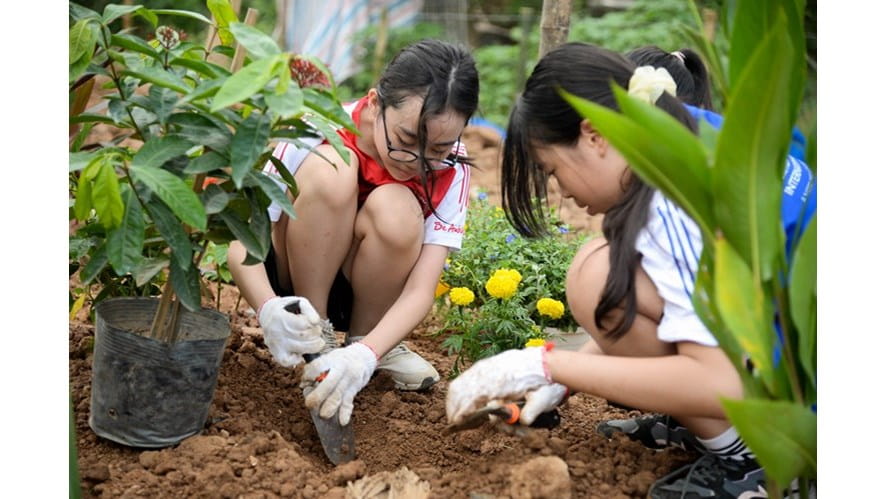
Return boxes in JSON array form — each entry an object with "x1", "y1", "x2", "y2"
[{"x1": 228, "y1": 39, "x2": 479, "y2": 426}]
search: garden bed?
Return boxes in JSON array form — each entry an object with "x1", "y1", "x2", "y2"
[{"x1": 70, "y1": 126, "x2": 695, "y2": 498}]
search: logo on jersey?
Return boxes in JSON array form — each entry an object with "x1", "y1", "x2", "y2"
[{"x1": 433, "y1": 221, "x2": 464, "y2": 234}]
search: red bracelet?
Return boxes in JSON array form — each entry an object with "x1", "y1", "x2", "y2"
[
  {"x1": 256, "y1": 295, "x2": 277, "y2": 317},
  {"x1": 541, "y1": 341, "x2": 555, "y2": 383},
  {"x1": 357, "y1": 341, "x2": 381, "y2": 361}
]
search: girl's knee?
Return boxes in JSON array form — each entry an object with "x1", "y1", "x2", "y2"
[
  {"x1": 565, "y1": 239, "x2": 610, "y2": 333},
  {"x1": 360, "y1": 184, "x2": 424, "y2": 251}
]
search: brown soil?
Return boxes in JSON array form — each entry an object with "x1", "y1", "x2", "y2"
[{"x1": 70, "y1": 126, "x2": 696, "y2": 498}]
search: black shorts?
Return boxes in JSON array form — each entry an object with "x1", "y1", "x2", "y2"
[{"x1": 264, "y1": 245, "x2": 354, "y2": 332}]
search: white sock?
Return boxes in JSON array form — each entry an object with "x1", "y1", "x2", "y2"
[{"x1": 696, "y1": 426, "x2": 756, "y2": 461}]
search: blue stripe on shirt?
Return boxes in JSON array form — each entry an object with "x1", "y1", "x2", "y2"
[{"x1": 656, "y1": 206, "x2": 694, "y2": 300}]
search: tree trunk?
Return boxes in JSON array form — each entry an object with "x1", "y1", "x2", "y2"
[{"x1": 538, "y1": 0, "x2": 572, "y2": 58}]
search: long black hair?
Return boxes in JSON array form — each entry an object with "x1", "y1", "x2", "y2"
[
  {"x1": 376, "y1": 39, "x2": 479, "y2": 213},
  {"x1": 625, "y1": 45, "x2": 713, "y2": 110},
  {"x1": 501, "y1": 42, "x2": 697, "y2": 340}
]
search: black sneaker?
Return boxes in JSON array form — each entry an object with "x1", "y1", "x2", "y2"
[
  {"x1": 648, "y1": 454, "x2": 769, "y2": 498},
  {"x1": 597, "y1": 413, "x2": 702, "y2": 452}
]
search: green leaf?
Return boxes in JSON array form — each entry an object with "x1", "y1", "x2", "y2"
[
  {"x1": 211, "y1": 54, "x2": 286, "y2": 112},
  {"x1": 207, "y1": 0, "x2": 239, "y2": 46},
  {"x1": 144, "y1": 197, "x2": 193, "y2": 271},
  {"x1": 247, "y1": 170, "x2": 296, "y2": 219},
  {"x1": 229, "y1": 22, "x2": 281, "y2": 60},
  {"x1": 304, "y1": 117, "x2": 352, "y2": 170},
  {"x1": 131, "y1": 136, "x2": 193, "y2": 170},
  {"x1": 129, "y1": 164, "x2": 207, "y2": 231},
  {"x1": 70, "y1": 2, "x2": 101, "y2": 22},
  {"x1": 713, "y1": 237, "x2": 779, "y2": 395},
  {"x1": 121, "y1": 66, "x2": 190, "y2": 94},
  {"x1": 184, "y1": 150, "x2": 228, "y2": 174},
  {"x1": 169, "y1": 257, "x2": 201, "y2": 312},
  {"x1": 69, "y1": 113, "x2": 117, "y2": 126},
  {"x1": 267, "y1": 155, "x2": 299, "y2": 201},
  {"x1": 230, "y1": 112, "x2": 271, "y2": 188},
  {"x1": 80, "y1": 243, "x2": 108, "y2": 285},
  {"x1": 73, "y1": 172, "x2": 94, "y2": 221},
  {"x1": 69, "y1": 19, "x2": 98, "y2": 66},
  {"x1": 789, "y1": 215, "x2": 816, "y2": 384},
  {"x1": 134, "y1": 256, "x2": 168, "y2": 287},
  {"x1": 219, "y1": 205, "x2": 265, "y2": 261},
  {"x1": 92, "y1": 160, "x2": 124, "y2": 229},
  {"x1": 152, "y1": 9, "x2": 213, "y2": 25},
  {"x1": 721, "y1": 398, "x2": 816, "y2": 488},
  {"x1": 169, "y1": 58, "x2": 230, "y2": 79},
  {"x1": 111, "y1": 34, "x2": 161, "y2": 61},
  {"x1": 264, "y1": 83, "x2": 304, "y2": 119},
  {"x1": 132, "y1": 6, "x2": 158, "y2": 27},
  {"x1": 146, "y1": 86, "x2": 179, "y2": 126},
  {"x1": 70, "y1": 51, "x2": 93, "y2": 84},
  {"x1": 168, "y1": 113, "x2": 232, "y2": 151},
  {"x1": 560, "y1": 89, "x2": 715, "y2": 241},
  {"x1": 102, "y1": 4, "x2": 143, "y2": 24},
  {"x1": 106, "y1": 185, "x2": 145, "y2": 275},
  {"x1": 303, "y1": 88, "x2": 357, "y2": 132},
  {"x1": 201, "y1": 183, "x2": 231, "y2": 214},
  {"x1": 70, "y1": 151, "x2": 101, "y2": 172},
  {"x1": 714, "y1": 20, "x2": 794, "y2": 282}
]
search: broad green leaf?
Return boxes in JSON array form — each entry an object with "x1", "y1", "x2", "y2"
[
  {"x1": 304, "y1": 117, "x2": 352, "y2": 170},
  {"x1": 561, "y1": 90, "x2": 715, "y2": 242},
  {"x1": 92, "y1": 160, "x2": 124, "y2": 229},
  {"x1": 274, "y1": 57, "x2": 291, "y2": 94},
  {"x1": 184, "y1": 151, "x2": 228, "y2": 174},
  {"x1": 70, "y1": 122, "x2": 96, "y2": 152},
  {"x1": 264, "y1": 83, "x2": 304, "y2": 119},
  {"x1": 713, "y1": 22, "x2": 793, "y2": 282},
  {"x1": 211, "y1": 54, "x2": 286, "y2": 111},
  {"x1": 207, "y1": 0, "x2": 238, "y2": 46},
  {"x1": 69, "y1": 113, "x2": 117, "y2": 126},
  {"x1": 247, "y1": 170, "x2": 296, "y2": 220},
  {"x1": 132, "y1": 6, "x2": 158, "y2": 27},
  {"x1": 230, "y1": 112, "x2": 271, "y2": 188},
  {"x1": 73, "y1": 172, "x2": 94, "y2": 221},
  {"x1": 219, "y1": 205, "x2": 265, "y2": 261},
  {"x1": 69, "y1": 19, "x2": 98, "y2": 66},
  {"x1": 267, "y1": 155, "x2": 299, "y2": 202},
  {"x1": 146, "y1": 86, "x2": 179, "y2": 126},
  {"x1": 247, "y1": 189, "x2": 271, "y2": 259},
  {"x1": 152, "y1": 9, "x2": 213, "y2": 25},
  {"x1": 169, "y1": 58, "x2": 230, "y2": 79},
  {"x1": 169, "y1": 257, "x2": 201, "y2": 312},
  {"x1": 168, "y1": 113, "x2": 232, "y2": 151},
  {"x1": 144, "y1": 197, "x2": 193, "y2": 271},
  {"x1": 106, "y1": 185, "x2": 145, "y2": 275},
  {"x1": 303, "y1": 88, "x2": 357, "y2": 132},
  {"x1": 70, "y1": 151, "x2": 101, "y2": 172},
  {"x1": 201, "y1": 183, "x2": 231, "y2": 214},
  {"x1": 80, "y1": 243, "x2": 108, "y2": 285},
  {"x1": 713, "y1": 237, "x2": 779, "y2": 395},
  {"x1": 722, "y1": 398, "x2": 816, "y2": 488},
  {"x1": 178, "y1": 77, "x2": 226, "y2": 105},
  {"x1": 70, "y1": 2, "x2": 101, "y2": 22},
  {"x1": 102, "y1": 4, "x2": 143, "y2": 24},
  {"x1": 111, "y1": 34, "x2": 161, "y2": 61},
  {"x1": 130, "y1": 164, "x2": 207, "y2": 231},
  {"x1": 131, "y1": 136, "x2": 192, "y2": 170},
  {"x1": 134, "y1": 256, "x2": 169, "y2": 287},
  {"x1": 805, "y1": 124, "x2": 816, "y2": 174},
  {"x1": 229, "y1": 22, "x2": 281, "y2": 60},
  {"x1": 121, "y1": 66, "x2": 190, "y2": 94},
  {"x1": 728, "y1": 1, "x2": 804, "y2": 95},
  {"x1": 789, "y1": 215, "x2": 816, "y2": 384}
]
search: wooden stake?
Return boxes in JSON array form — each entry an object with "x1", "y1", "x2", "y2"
[{"x1": 538, "y1": 0, "x2": 572, "y2": 58}]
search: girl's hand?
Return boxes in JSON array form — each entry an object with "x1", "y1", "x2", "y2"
[
  {"x1": 258, "y1": 296, "x2": 326, "y2": 367},
  {"x1": 446, "y1": 346, "x2": 553, "y2": 425},
  {"x1": 301, "y1": 342, "x2": 378, "y2": 425}
]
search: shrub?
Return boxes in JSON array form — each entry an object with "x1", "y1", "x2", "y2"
[{"x1": 436, "y1": 192, "x2": 588, "y2": 374}]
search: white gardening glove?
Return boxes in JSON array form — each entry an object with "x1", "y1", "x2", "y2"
[
  {"x1": 301, "y1": 342, "x2": 378, "y2": 426},
  {"x1": 258, "y1": 296, "x2": 326, "y2": 368},
  {"x1": 446, "y1": 346, "x2": 553, "y2": 425},
  {"x1": 519, "y1": 383, "x2": 568, "y2": 425}
]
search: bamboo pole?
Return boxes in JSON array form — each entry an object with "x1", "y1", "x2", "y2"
[
  {"x1": 515, "y1": 7, "x2": 534, "y2": 96},
  {"x1": 538, "y1": 0, "x2": 572, "y2": 58},
  {"x1": 371, "y1": 7, "x2": 390, "y2": 87}
]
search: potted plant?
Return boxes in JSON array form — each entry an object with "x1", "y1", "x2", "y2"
[{"x1": 68, "y1": 0, "x2": 353, "y2": 448}]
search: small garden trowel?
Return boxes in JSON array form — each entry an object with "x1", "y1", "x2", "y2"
[
  {"x1": 444, "y1": 401, "x2": 561, "y2": 434},
  {"x1": 285, "y1": 302, "x2": 356, "y2": 465}
]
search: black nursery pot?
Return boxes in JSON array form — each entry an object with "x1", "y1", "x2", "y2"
[{"x1": 89, "y1": 297, "x2": 231, "y2": 448}]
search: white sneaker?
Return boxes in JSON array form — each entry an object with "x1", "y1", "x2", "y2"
[{"x1": 348, "y1": 336, "x2": 439, "y2": 390}]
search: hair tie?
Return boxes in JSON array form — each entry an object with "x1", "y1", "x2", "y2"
[
  {"x1": 670, "y1": 51, "x2": 686, "y2": 64},
  {"x1": 627, "y1": 66, "x2": 677, "y2": 105}
]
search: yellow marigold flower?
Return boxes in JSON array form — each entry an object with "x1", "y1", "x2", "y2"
[
  {"x1": 492, "y1": 268, "x2": 522, "y2": 285},
  {"x1": 536, "y1": 297, "x2": 565, "y2": 319},
  {"x1": 449, "y1": 287, "x2": 475, "y2": 306},
  {"x1": 485, "y1": 274, "x2": 518, "y2": 299},
  {"x1": 525, "y1": 338, "x2": 546, "y2": 348},
  {"x1": 435, "y1": 281, "x2": 450, "y2": 298}
]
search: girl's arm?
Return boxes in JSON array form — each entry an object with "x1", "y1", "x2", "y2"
[
  {"x1": 228, "y1": 240, "x2": 277, "y2": 313},
  {"x1": 548, "y1": 341, "x2": 743, "y2": 419},
  {"x1": 359, "y1": 243, "x2": 449, "y2": 356}
]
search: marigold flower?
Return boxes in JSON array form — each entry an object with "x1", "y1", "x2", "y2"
[
  {"x1": 485, "y1": 275, "x2": 518, "y2": 299},
  {"x1": 536, "y1": 297, "x2": 565, "y2": 319},
  {"x1": 435, "y1": 281, "x2": 450, "y2": 298},
  {"x1": 492, "y1": 268, "x2": 522, "y2": 285},
  {"x1": 449, "y1": 287, "x2": 475, "y2": 306},
  {"x1": 525, "y1": 338, "x2": 546, "y2": 348}
]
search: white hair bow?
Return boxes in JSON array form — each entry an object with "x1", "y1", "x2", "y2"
[{"x1": 627, "y1": 66, "x2": 677, "y2": 105}]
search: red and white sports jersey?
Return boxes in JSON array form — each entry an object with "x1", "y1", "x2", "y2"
[{"x1": 262, "y1": 96, "x2": 470, "y2": 251}]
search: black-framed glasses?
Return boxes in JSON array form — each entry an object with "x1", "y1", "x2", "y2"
[{"x1": 380, "y1": 106, "x2": 460, "y2": 172}]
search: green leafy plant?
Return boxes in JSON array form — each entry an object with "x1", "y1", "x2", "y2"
[
  {"x1": 436, "y1": 193, "x2": 587, "y2": 374},
  {"x1": 68, "y1": 1, "x2": 353, "y2": 341},
  {"x1": 562, "y1": 0, "x2": 815, "y2": 494}
]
